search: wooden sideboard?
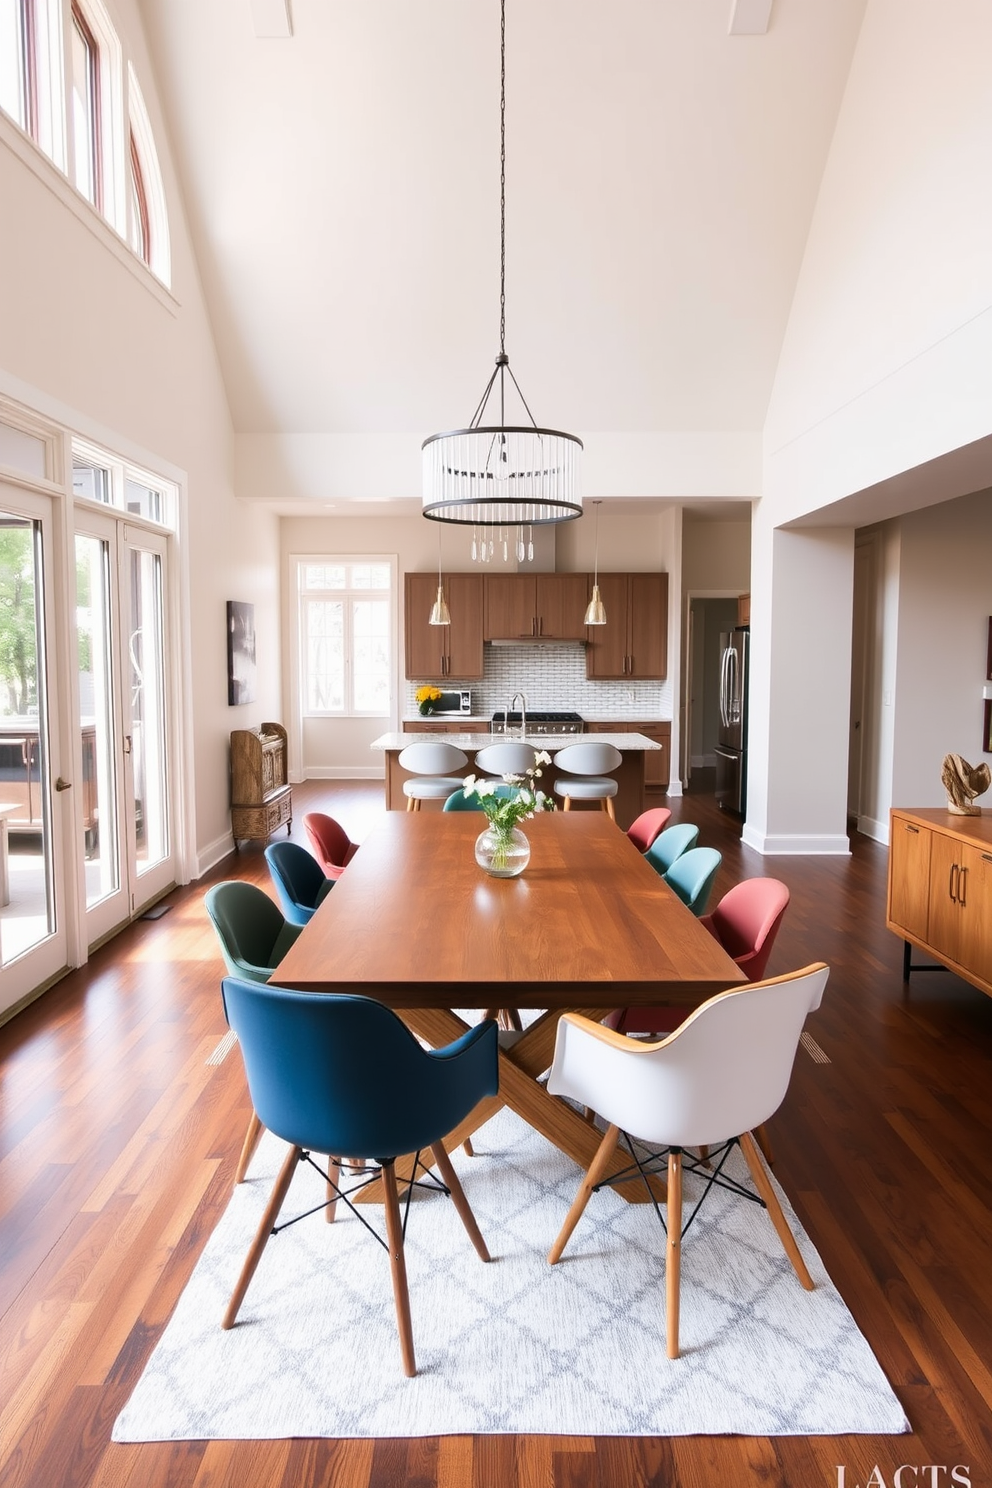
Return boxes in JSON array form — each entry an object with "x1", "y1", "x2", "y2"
[
  {"x1": 230, "y1": 722, "x2": 292, "y2": 847},
  {"x1": 886, "y1": 807, "x2": 992, "y2": 996}
]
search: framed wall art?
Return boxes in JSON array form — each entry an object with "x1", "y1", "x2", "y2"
[{"x1": 227, "y1": 601, "x2": 256, "y2": 706}]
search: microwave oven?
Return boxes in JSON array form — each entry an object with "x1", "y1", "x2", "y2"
[{"x1": 435, "y1": 690, "x2": 472, "y2": 714}]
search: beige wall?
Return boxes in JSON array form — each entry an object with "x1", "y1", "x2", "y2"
[{"x1": 0, "y1": 0, "x2": 281, "y2": 869}]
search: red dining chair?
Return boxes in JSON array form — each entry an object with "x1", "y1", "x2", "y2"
[
  {"x1": 626, "y1": 806, "x2": 672, "y2": 853},
  {"x1": 303, "y1": 813, "x2": 360, "y2": 880}
]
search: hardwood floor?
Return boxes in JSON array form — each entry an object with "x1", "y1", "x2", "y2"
[{"x1": 2, "y1": 778, "x2": 992, "y2": 1488}]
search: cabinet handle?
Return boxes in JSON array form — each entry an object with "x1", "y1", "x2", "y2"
[
  {"x1": 949, "y1": 862, "x2": 959, "y2": 902},
  {"x1": 904, "y1": 823, "x2": 919, "y2": 834},
  {"x1": 959, "y1": 866, "x2": 968, "y2": 907}
]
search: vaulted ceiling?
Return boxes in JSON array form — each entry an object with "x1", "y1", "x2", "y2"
[{"x1": 138, "y1": 0, "x2": 867, "y2": 501}]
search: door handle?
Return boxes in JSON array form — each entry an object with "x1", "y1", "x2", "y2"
[
  {"x1": 55, "y1": 776, "x2": 72, "y2": 791},
  {"x1": 949, "y1": 863, "x2": 959, "y2": 902},
  {"x1": 959, "y1": 866, "x2": 968, "y2": 907},
  {"x1": 124, "y1": 734, "x2": 132, "y2": 755}
]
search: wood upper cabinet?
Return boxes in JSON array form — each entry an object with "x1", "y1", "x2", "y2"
[
  {"x1": 887, "y1": 808, "x2": 992, "y2": 997},
  {"x1": 483, "y1": 573, "x2": 590, "y2": 640},
  {"x1": 585, "y1": 573, "x2": 668, "y2": 680},
  {"x1": 404, "y1": 572, "x2": 484, "y2": 680}
]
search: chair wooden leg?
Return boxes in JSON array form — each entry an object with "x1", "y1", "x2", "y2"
[
  {"x1": 604, "y1": 798, "x2": 615, "y2": 821},
  {"x1": 754, "y1": 1121, "x2": 774, "y2": 1165},
  {"x1": 382, "y1": 1160, "x2": 417, "y2": 1377},
  {"x1": 740, "y1": 1131, "x2": 813, "y2": 1290},
  {"x1": 462, "y1": 1137, "x2": 474, "y2": 1157},
  {"x1": 666, "y1": 1148, "x2": 682, "y2": 1359},
  {"x1": 234, "y1": 1109, "x2": 264, "y2": 1185},
  {"x1": 223, "y1": 1144, "x2": 301, "y2": 1329},
  {"x1": 430, "y1": 1141, "x2": 491, "y2": 1262},
  {"x1": 563, "y1": 796, "x2": 572, "y2": 811},
  {"x1": 548, "y1": 1123, "x2": 619, "y2": 1264},
  {"x1": 325, "y1": 1157, "x2": 341, "y2": 1222}
]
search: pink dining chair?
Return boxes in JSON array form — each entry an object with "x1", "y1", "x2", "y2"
[
  {"x1": 607, "y1": 877, "x2": 791, "y2": 1037},
  {"x1": 626, "y1": 806, "x2": 672, "y2": 853},
  {"x1": 303, "y1": 813, "x2": 360, "y2": 880}
]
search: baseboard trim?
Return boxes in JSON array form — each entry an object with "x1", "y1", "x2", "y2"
[
  {"x1": 196, "y1": 831, "x2": 236, "y2": 878},
  {"x1": 857, "y1": 814, "x2": 889, "y2": 845},
  {"x1": 301, "y1": 767, "x2": 384, "y2": 781},
  {"x1": 741, "y1": 826, "x2": 852, "y2": 856}
]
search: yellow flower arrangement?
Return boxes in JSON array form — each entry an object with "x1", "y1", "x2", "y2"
[{"x1": 415, "y1": 684, "x2": 443, "y2": 716}]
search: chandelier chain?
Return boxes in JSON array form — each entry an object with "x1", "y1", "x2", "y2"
[{"x1": 499, "y1": 0, "x2": 506, "y2": 361}]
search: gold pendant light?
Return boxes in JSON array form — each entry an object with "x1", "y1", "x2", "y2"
[{"x1": 583, "y1": 500, "x2": 607, "y2": 625}]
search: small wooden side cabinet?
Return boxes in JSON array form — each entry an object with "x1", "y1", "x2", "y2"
[
  {"x1": 230, "y1": 722, "x2": 292, "y2": 848},
  {"x1": 887, "y1": 807, "x2": 992, "y2": 996}
]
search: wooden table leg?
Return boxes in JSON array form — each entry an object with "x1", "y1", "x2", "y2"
[{"x1": 354, "y1": 1007, "x2": 663, "y2": 1206}]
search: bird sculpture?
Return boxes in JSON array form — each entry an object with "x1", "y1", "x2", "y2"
[{"x1": 940, "y1": 753, "x2": 991, "y2": 815}]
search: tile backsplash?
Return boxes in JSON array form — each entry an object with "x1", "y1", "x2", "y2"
[{"x1": 405, "y1": 643, "x2": 671, "y2": 720}]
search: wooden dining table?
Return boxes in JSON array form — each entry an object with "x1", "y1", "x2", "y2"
[{"x1": 271, "y1": 810, "x2": 746, "y2": 1202}]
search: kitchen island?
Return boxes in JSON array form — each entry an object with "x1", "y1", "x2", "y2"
[{"x1": 371, "y1": 730, "x2": 663, "y2": 830}]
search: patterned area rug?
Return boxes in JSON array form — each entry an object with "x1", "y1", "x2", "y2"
[{"x1": 114, "y1": 1109, "x2": 909, "y2": 1440}]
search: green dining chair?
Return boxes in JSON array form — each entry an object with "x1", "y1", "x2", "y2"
[{"x1": 443, "y1": 788, "x2": 485, "y2": 811}]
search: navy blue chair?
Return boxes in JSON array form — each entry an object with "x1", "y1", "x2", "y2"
[
  {"x1": 220, "y1": 977, "x2": 500, "y2": 1376},
  {"x1": 264, "y1": 840, "x2": 335, "y2": 926},
  {"x1": 644, "y1": 822, "x2": 699, "y2": 878}
]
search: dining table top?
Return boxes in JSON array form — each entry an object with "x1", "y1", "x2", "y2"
[{"x1": 271, "y1": 810, "x2": 746, "y2": 1009}]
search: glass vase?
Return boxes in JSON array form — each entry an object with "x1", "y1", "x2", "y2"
[{"x1": 475, "y1": 824, "x2": 530, "y2": 878}]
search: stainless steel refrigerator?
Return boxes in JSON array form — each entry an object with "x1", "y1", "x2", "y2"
[{"x1": 715, "y1": 626, "x2": 749, "y2": 814}]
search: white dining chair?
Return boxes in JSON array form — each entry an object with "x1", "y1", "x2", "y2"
[
  {"x1": 546, "y1": 962, "x2": 829, "y2": 1358},
  {"x1": 398, "y1": 741, "x2": 469, "y2": 810},
  {"x1": 552, "y1": 741, "x2": 622, "y2": 819}
]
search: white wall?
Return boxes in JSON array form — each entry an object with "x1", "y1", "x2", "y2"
[
  {"x1": 762, "y1": 0, "x2": 992, "y2": 523},
  {"x1": 886, "y1": 489, "x2": 992, "y2": 811},
  {"x1": 0, "y1": 0, "x2": 281, "y2": 870}
]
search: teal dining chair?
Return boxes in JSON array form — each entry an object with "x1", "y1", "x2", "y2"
[
  {"x1": 644, "y1": 822, "x2": 699, "y2": 877},
  {"x1": 443, "y1": 788, "x2": 485, "y2": 811},
  {"x1": 664, "y1": 846, "x2": 722, "y2": 917}
]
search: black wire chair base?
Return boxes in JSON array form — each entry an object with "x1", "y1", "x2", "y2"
[
  {"x1": 271, "y1": 1150, "x2": 452, "y2": 1253},
  {"x1": 592, "y1": 1133, "x2": 767, "y2": 1241}
]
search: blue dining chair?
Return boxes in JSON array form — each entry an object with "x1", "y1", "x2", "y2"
[
  {"x1": 220, "y1": 977, "x2": 500, "y2": 1377},
  {"x1": 265, "y1": 840, "x2": 334, "y2": 925},
  {"x1": 664, "y1": 846, "x2": 723, "y2": 917},
  {"x1": 644, "y1": 822, "x2": 699, "y2": 878}
]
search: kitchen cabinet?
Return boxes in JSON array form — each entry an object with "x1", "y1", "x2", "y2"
[
  {"x1": 887, "y1": 808, "x2": 992, "y2": 996},
  {"x1": 483, "y1": 573, "x2": 590, "y2": 640},
  {"x1": 401, "y1": 720, "x2": 476, "y2": 734},
  {"x1": 404, "y1": 573, "x2": 484, "y2": 680},
  {"x1": 738, "y1": 593, "x2": 751, "y2": 627},
  {"x1": 589, "y1": 721, "x2": 670, "y2": 792},
  {"x1": 585, "y1": 573, "x2": 668, "y2": 680}
]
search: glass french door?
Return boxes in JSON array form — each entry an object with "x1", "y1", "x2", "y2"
[
  {"x1": 0, "y1": 484, "x2": 68, "y2": 1016},
  {"x1": 75, "y1": 513, "x2": 174, "y2": 946}
]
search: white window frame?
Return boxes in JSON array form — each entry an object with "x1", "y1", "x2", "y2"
[
  {"x1": 125, "y1": 62, "x2": 170, "y2": 284},
  {"x1": 296, "y1": 556, "x2": 395, "y2": 720}
]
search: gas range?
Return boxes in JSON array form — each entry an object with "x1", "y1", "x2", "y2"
[{"x1": 490, "y1": 710, "x2": 585, "y2": 736}]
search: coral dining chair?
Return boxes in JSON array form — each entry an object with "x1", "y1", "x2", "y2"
[
  {"x1": 626, "y1": 806, "x2": 672, "y2": 853},
  {"x1": 303, "y1": 812, "x2": 359, "y2": 879}
]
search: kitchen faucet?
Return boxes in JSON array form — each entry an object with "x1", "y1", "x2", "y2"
[{"x1": 509, "y1": 691, "x2": 528, "y2": 737}]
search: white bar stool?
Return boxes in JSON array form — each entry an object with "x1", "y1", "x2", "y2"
[
  {"x1": 398, "y1": 741, "x2": 469, "y2": 811},
  {"x1": 552, "y1": 742, "x2": 622, "y2": 820}
]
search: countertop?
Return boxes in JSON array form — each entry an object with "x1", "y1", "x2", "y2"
[{"x1": 373, "y1": 731, "x2": 662, "y2": 751}]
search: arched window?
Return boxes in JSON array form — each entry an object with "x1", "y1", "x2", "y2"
[
  {"x1": 127, "y1": 66, "x2": 170, "y2": 284},
  {"x1": 0, "y1": 0, "x2": 38, "y2": 137},
  {"x1": 70, "y1": 1, "x2": 102, "y2": 207}
]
